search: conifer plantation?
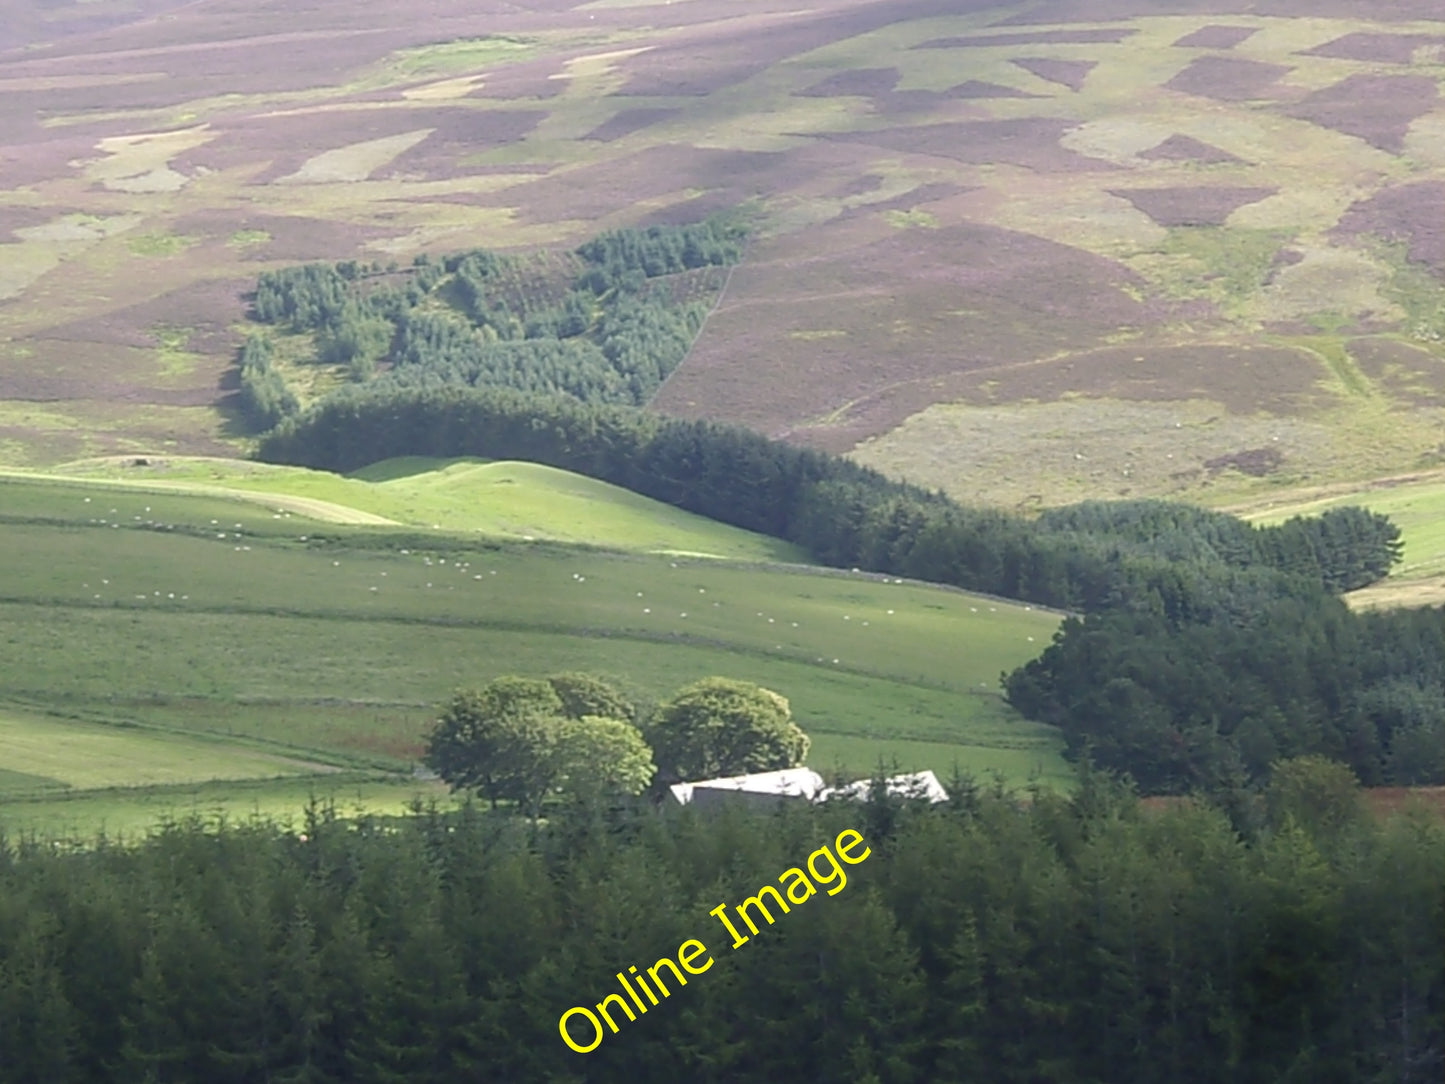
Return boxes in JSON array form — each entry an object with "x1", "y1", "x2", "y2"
[
  {"x1": 1, "y1": 779, "x2": 1439, "y2": 1083},
  {"x1": 248, "y1": 219, "x2": 1444, "y2": 801}
]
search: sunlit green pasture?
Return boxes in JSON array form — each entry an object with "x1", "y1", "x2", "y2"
[
  {"x1": 22, "y1": 456, "x2": 808, "y2": 560},
  {"x1": 0, "y1": 707, "x2": 336, "y2": 798},
  {"x1": 0, "y1": 471, "x2": 1067, "y2": 835}
]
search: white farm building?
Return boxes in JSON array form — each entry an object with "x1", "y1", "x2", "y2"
[{"x1": 667, "y1": 767, "x2": 948, "y2": 811}]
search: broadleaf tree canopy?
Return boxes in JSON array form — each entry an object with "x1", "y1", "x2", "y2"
[
  {"x1": 425, "y1": 674, "x2": 652, "y2": 817},
  {"x1": 648, "y1": 677, "x2": 809, "y2": 784}
]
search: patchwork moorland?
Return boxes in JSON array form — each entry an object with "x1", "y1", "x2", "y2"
[
  {"x1": 0, "y1": 465, "x2": 1067, "y2": 835},
  {"x1": 1, "y1": 0, "x2": 1441, "y2": 510}
]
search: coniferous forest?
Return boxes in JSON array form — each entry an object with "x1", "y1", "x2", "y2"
[
  {"x1": 0, "y1": 777, "x2": 1439, "y2": 1084},
  {"x1": 239, "y1": 215, "x2": 747, "y2": 414}
]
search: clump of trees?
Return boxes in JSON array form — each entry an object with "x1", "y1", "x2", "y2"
[
  {"x1": 388, "y1": 316, "x2": 634, "y2": 403},
  {"x1": 648, "y1": 677, "x2": 810, "y2": 784},
  {"x1": 316, "y1": 302, "x2": 393, "y2": 382},
  {"x1": 252, "y1": 262, "x2": 353, "y2": 329},
  {"x1": 1004, "y1": 592, "x2": 1445, "y2": 792},
  {"x1": 1035, "y1": 499, "x2": 1403, "y2": 593},
  {"x1": 235, "y1": 333, "x2": 298, "y2": 430},
  {"x1": 424, "y1": 674, "x2": 653, "y2": 818},
  {"x1": 424, "y1": 673, "x2": 808, "y2": 814},
  {"x1": 235, "y1": 213, "x2": 747, "y2": 432},
  {"x1": 575, "y1": 214, "x2": 747, "y2": 288}
]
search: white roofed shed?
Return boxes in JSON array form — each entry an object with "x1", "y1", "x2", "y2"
[{"x1": 666, "y1": 767, "x2": 947, "y2": 811}]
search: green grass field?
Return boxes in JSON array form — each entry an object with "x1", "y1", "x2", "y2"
[
  {"x1": 0, "y1": 706, "x2": 338, "y2": 797},
  {"x1": 0, "y1": 776, "x2": 456, "y2": 840},
  {"x1": 0, "y1": 469, "x2": 1070, "y2": 836},
  {"x1": 30, "y1": 456, "x2": 808, "y2": 561}
]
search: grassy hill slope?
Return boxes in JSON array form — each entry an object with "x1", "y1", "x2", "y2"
[
  {"x1": 0, "y1": 470, "x2": 1068, "y2": 836},
  {"x1": 34, "y1": 455, "x2": 808, "y2": 561}
]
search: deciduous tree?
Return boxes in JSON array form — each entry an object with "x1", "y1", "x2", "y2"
[
  {"x1": 424, "y1": 680, "x2": 565, "y2": 813},
  {"x1": 557, "y1": 715, "x2": 655, "y2": 805},
  {"x1": 425, "y1": 675, "x2": 650, "y2": 816},
  {"x1": 648, "y1": 677, "x2": 809, "y2": 783}
]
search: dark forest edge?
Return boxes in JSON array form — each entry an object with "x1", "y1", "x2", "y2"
[
  {"x1": 256, "y1": 385, "x2": 1443, "y2": 793},
  {"x1": 0, "y1": 767, "x2": 1439, "y2": 1084}
]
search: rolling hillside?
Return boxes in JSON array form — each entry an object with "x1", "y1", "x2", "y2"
[
  {"x1": 0, "y1": 0, "x2": 1437, "y2": 827},
  {"x1": 31, "y1": 454, "x2": 810, "y2": 560},
  {"x1": 0, "y1": 468, "x2": 1068, "y2": 836}
]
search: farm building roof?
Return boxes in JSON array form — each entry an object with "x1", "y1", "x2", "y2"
[
  {"x1": 667, "y1": 767, "x2": 827, "y2": 807},
  {"x1": 667, "y1": 767, "x2": 948, "y2": 808},
  {"x1": 817, "y1": 769, "x2": 950, "y2": 804}
]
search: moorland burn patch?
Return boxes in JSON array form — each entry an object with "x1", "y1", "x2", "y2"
[
  {"x1": 1203, "y1": 445, "x2": 1285, "y2": 477},
  {"x1": 827, "y1": 118, "x2": 1123, "y2": 172},
  {"x1": 1298, "y1": 31, "x2": 1445, "y2": 64},
  {"x1": 582, "y1": 108, "x2": 681, "y2": 143},
  {"x1": 1137, "y1": 134, "x2": 1247, "y2": 166},
  {"x1": 1171, "y1": 25, "x2": 1259, "y2": 49},
  {"x1": 1282, "y1": 73, "x2": 1439, "y2": 155},
  {"x1": 1164, "y1": 55, "x2": 1291, "y2": 100},
  {"x1": 1010, "y1": 56, "x2": 1096, "y2": 92},
  {"x1": 1333, "y1": 181, "x2": 1445, "y2": 278},
  {"x1": 1106, "y1": 185, "x2": 1278, "y2": 228}
]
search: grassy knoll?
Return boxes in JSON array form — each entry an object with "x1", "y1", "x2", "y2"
[
  {"x1": 30, "y1": 456, "x2": 807, "y2": 560},
  {"x1": 0, "y1": 469, "x2": 358, "y2": 533},
  {"x1": 0, "y1": 473, "x2": 1068, "y2": 835}
]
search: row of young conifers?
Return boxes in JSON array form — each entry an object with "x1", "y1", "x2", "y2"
[{"x1": 0, "y1": 766, "x2": 1438, "y2": 1083}]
